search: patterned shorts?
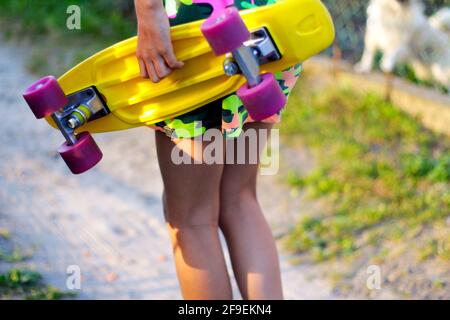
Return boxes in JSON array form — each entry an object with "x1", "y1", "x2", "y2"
[{"x1": 151, "y1": 0, "x2": 303, "y2": 139}]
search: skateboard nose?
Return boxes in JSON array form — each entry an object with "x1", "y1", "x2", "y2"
[{"x1": 296, "y1": 14, "x2": 321, "y2": 36}]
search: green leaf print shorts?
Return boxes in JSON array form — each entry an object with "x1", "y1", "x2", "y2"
[{"x1": 150, "y1": 0, "x2": 303, "y2": 139}]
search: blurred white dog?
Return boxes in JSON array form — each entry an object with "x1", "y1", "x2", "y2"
[
  {"x1": 355, "y1": 0, "x2": 450, "y2": 90},
  {"x1": 429, "y1": 7, "x2": 450, "y2": 36}
]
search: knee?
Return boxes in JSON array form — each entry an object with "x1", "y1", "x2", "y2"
[
  {"x1": 162, "y1": 190, "x2": 220, "y2": 228},
  {"x1": 219, "y1": 183, "x2": 258, "y2": 217}
]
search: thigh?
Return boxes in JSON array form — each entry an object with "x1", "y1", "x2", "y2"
[
  {"x1": 221, "y1": 122, "x2": 273, "y2": 199},
  {"x1": 155, "y1": 131, "x2": 225, "y2": 227}
]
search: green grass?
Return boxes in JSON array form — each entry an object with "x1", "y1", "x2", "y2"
[
  {"x1": 0, "y1": 229, "x2": 76, "y2": 300},
  {"x1": 372, "y1": 52, "x2": 449, "y2": 94},
  {"x1": 0, "y1": 0, "x2": 137, "y2": 76},
  {"x1": 0, "y1": 228, "x2": 10, "y2": 240},
  {"x1": 0, "y1": 248, "x2": 30, "y2": 263},
  {"x1": 282, "y1": 86, "x2": 450, "y2": 262},
  {"x1": 0, "y1": 0, "x2": 135, "y2": 42},
  {"x1": 0, "y1": 269, "x2": 76, "y2": 300}
]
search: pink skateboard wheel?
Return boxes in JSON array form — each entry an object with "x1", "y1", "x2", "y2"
[
  {"x1": 58, "y1": 132, "x2": 103, "y2": 175},
  {"x1": 201, "y1": 7, "x2": 250, "y2": 55},
  {"x1": 237, "y1": 73, "x2": 287, "y2": 121},
  {"x1": 23, "y1": 76, "x2": 68, "y2": 119}
]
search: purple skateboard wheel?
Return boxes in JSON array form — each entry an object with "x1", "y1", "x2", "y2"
[
  {"x1": 58, "y1": 132, "x2": 103, "y2": 175},
  {"x1": 23, "y1": 76, "x2": 68, "y2": 119},
  {"x1": 201, "y1": 7, "x2": 250, "y2": 55},
  {"x1": 237, "y1": 73, "x2": 287, "y2": 121}
]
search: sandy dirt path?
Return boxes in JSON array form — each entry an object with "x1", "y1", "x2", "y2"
[{"x1": 0, "y1": 39, "x2": 335, "y2": 299}]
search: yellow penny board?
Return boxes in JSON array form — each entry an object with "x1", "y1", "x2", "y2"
[{"x1": 47, "y1": 0, "x2": 334, "y2": 133}]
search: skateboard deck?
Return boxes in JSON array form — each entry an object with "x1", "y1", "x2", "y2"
[
  {"x1": 23, "y1": 0, "x2": 334, "y2": 174},
  {"x1": 48, "y1": 0, "x2": 334, "y2": 133}
]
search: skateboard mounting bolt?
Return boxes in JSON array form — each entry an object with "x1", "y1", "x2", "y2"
[
  {"x1": 67, "y1": 116, "x2": 81, "y2": 129},
  {"x1": 224, "y1": 60, "x2": 240, "y2": 76}
]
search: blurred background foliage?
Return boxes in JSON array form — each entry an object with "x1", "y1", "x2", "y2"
[{"x1": 0, "y1": 0, "x2": 136, "y2": 42}]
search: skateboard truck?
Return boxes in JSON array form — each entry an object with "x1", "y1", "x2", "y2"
[
  {"x1": 223, "y1": 27, "x2": 282, "y2": 80},
  {"x1": 52, "y1": 87, "x2": 109, "y2": 144},
  {"x1": 231, "y1": 45, "x2": 261, "y2": 87},
  {"x1": 23, "y1": 77, "x2": 105, "y2": 174},
  {"x1": 59, "y1": 88, "x2": 109, "y2": 129},
  {"x1": 199, "y1": 0, "x2": 287, "y2": 121}
]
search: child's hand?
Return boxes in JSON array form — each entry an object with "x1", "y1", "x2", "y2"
[{"x1": 135, "y1": 0, "x2": 184, "y2": 83}]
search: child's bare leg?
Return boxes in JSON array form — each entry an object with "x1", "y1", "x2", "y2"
[
  {"x1": 155, "y1": 131, "x2": 232, "y2": 300},
  {"x1": 219, "y1": 123, "x2": 283, "y2": 300}
]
